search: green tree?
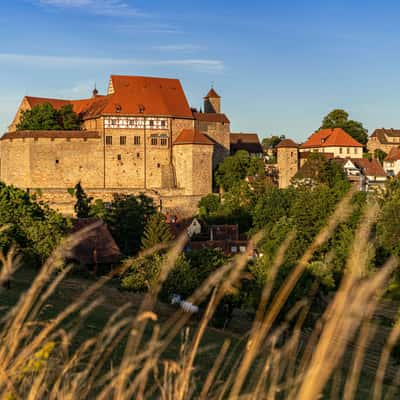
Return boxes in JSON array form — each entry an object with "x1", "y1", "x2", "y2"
[
  {"x1": 96, "y1": 194, "x2": 156, "y2": 256},
  {"x1": 16, "y1": 103, "x2": 81, "y2": 131},
  {"x1": 73, "y1": 182, "x2": 92, "y2": 218},
  {"x1": 59, "y1": 104, "x2": 81, "y2": 130},
  {"x1": 262, "y1": 135, "x2": 285, "y2": 149},
  {"x1": 141, "y1": 213, "x2": 173, "y2": 250},
  {"x1": 374, "y1": 149, "x2": 387, "y2": 164},
  {"x1": 215, "y1": 150, "x2": 265, "y2": 191},
  {"x1": 198, "y1": 194, "x2": 220, "y2": 217},
  {"x1": 320, "y1": 109, "x2": 368, "y2": 145},
  {"x1": 17, "y1": 103, "x2": 62, "y2": 130},
  {"x1": 0, "y1": 183, "x2": 70, "y2": 264}
]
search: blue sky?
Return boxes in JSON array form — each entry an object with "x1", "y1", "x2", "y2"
[{"x1": 1, "y1": 0, "x2": 400, "y2": 141}]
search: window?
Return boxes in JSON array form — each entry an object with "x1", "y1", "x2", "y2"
[
  {"x1": 120, "y1": 136, "x2": 126, "y2": 145},
  {"x1": 161, "y1": 120, "x2": 166, "y2": 128},
  {"x1": 339, "y1": 147, "x2": 343, "y2": 154},
  {"x1": 136, "y1": 152, "x2": 140, "y2": 158},
  {"x1": 354, "y1": 148, "x2": 358, "y2": 154},
  {"x1": 106, "y1": 136, "x2": 112, "y2": 145},
  {"x1": 160, "y1": 137, "x2": 167, "y2": 146},
  {"x1": 83, "y1": 138, "x2": 88, "y2": 142},
  {"x1": 66, "y1": 138, "x2": 71, "y2": 142},
  {"x1": 151, "y1": 135, "x2": 158, "y2": 145},
  {"x1": 149, "y1": 120, "x2": 154, "y2": 127},
  {"x1": 347, "y1": 148, "x2": 350, "y2": 154},
  {"x1": 134, "y1": 136, "x2": 141, "y2": 145},
  {"x1": 157, "y1": 163, "x2": 161, "y2": 168},
  {"x1": 111, "y1": 119, "x2": 117, "y2": 126},
  {"x1": 55, "y1": 159, "x2": 59, "y2": 165},
  {"x1": 117, "y1": 154, "x2": 122, "y2": 161}
]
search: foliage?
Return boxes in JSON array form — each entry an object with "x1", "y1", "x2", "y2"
[
  {"x1": 0, "y1": 183, "x2": 70, "y2": 264},
  {"x1": 73, "y1": 182, "x2": 92, "y2": 218},
  {"x1": 121, "y1": 254, "x2": 163, "y2": 292},
  {"x1": 91, "y1": 194, "x2": 156, "y2": 256},
  {"x1": 376, "y1": 179, "x2": 400, "y2": 257},
  {"x1": 198, "y1": 194, "x2": 220, "y2": 217},
  {"x1": 141, "y1": 213, "x2": 173, "y2": 250},
  {"x1": 215, "y1": 150, "x2": 265, "y2": 191},
  {"x1": 293, "y1": 153, "x2": 349, "y2": 188},
  {"x1": 374, "y1": 149, "x2": 387, "y2": 164},
  {"x1": 262, "y1": 135, "x2": 285, "y2": 149},
  {"x1": 320, "y1": 109, "x2": 368, "y2": 145},
  {"x1": 17, "y1": 103, "x2": 81, "y2": 131}
]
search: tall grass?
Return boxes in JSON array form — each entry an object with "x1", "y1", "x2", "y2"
[{"x1": 1, "y1": 195, "x2": 400, "y2": 399}]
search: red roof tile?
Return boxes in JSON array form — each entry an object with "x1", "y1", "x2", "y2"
[
  {"x1": 102, "y1": 75, "x2": 193, "y2": 118},
  {"x1": 23, "y1": 75, "x2": 194, "y2": 120},
  {"x1": 174, "y1": 129, "x2": 214, "y2": 145},
  {"x1": 1, "y1": 130, "x2": 100, "y2": 140},
  {"x1": 301, "y1": 128, "x2": 363, "y2": 149},
  {"x1": 352, "y1": 158, "x2": 386, "y2": 177},
  {"x1": 276, "y1": 138, "x2": 298, "y2": 148},
  {"x1": 204, "y1": 88, "x2": 220, "y2": 98},
  {"x1": 193, "y1": 112, "x2": 229, "y2": 124},
  {"x1": 385, "y1": 146, "x2": 400, "y2": 162}
]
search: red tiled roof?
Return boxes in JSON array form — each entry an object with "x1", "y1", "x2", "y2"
[
  {"x1": 301, "y1": 128, "x2": 363, "y2": 149},
  {"x1": 193, "y1": 112, "x2": 230, "y2": 124},
  {"x1": 385, "y1": 147, "x2": 400, "y2": 162},
  {"x1": 174, "y1": 129, "x2": 214, "y2": 145},
  {"x1": 276, "y1": 138, "x2": 298, "y2": 148},
  {"x1": 22, "y1": 75, "x2": 194, "y2": 120},
  {"x1": 1, "y1": 130, "x2": 100, "y2": 140},
  {"x1": 102, "y1": 75, "x2": 193, "y2": 118},
  {"x1": 352, "y1": 158, "x2": 386, "y2": 177},
  {"x1": 204, "y1": 88, "x2": 220, "y2": 98}
]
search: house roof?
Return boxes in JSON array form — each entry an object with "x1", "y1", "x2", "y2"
[
  {"x1": 1, "y1": 130, "x2": 100, "y2": 140},
  {"x1": 276, "y1": 138, "x2": 298, "y2": 148},
  {"x1": 193, "y1": 112, "x2": 230, "y2": 124},
  {"x1": 204, "y1": 88, "x2": 220, "y2": 98},
  {"x1": 174, "y1": 129, "x2": 214, "y2": 145},
  {"x1": 66, "y1": 218, "x2": 122, "y2": 265},
  {"x1": 352, "y1": 158, "x2": 386, "y2": 177},
  {"x1": 370, "y1": 128, "x2": 400, "y2": 144},
  {"x1": 102, "y1": 75, "x2": 193, "y2": 118},
  {"x1": 21, "y1": 75, "x2": 194, "y2": 121},
  {"x1": 230, "y1": 133, "x2": 263, "y2": 153},
  {"x1": 385, "y1": 147, "x2": 400, "y2": 162},
  {"x1": 301, "y1": 128, "x2": 363, "y2": 149}
]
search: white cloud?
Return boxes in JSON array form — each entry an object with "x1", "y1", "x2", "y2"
[
  {"x1": 0, "y1": 53, "x2": 224, "y2": 72},
  {"x1": 152, "y1": 44, "x2": 206, "y2": 52},
  {"x1": 36, "y1": 0, "x2": 144, "y2": 17}
]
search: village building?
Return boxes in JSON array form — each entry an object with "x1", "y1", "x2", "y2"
[
  {"x1": 368, "y1": 128, "x2": 400, "y2": 155},
  {"x1": 230, "y1": 133, "x2": 263, "y2": 157},
  {"x1": 383, "y1": 147, "x2": 400, "y2": 177},
  {"x1": 1, "y1": 75, "x2": 234, "y2": 216},
  {"x1": 276, "y1": 128, "x2": 385, "y2": 191}
]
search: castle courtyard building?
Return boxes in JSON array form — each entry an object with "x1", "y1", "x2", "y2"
[{"x1": 1, "y1": 75, "x2": 231, "y2": 216}]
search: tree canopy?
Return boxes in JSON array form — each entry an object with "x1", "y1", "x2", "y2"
[
  {"x1": 73, "y1": 182, "x2": 92, "y2": 218},
  {"x1": 17, "y1": 103, "x2": 81, "y2": 131},
  {"x1": 215, "y1": 150, "x2": 265, "y2": 191},
  {"x1": 141, "y1": 213, "x2": 173, "y2": 250},
  {"x1": 262, "y1": 135, "x2": 285, "y2": 149},
  {"x1": 320, "y1": 109, "x2": 368, "y2": 145}
]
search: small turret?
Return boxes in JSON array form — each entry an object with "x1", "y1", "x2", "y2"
[
  {"x1": 92, "y1": 85, "x2": 99, "y2": 97},
  {"x1": 204, "y1": 87, "x2": 221, "y2": 113}
]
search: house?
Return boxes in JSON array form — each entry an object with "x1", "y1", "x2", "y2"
[
  {"x1": 383, "y1": 147, "x2": 400, "y2": 177},
  {"x1": 368, "y1": 128, "x2": 400, "y2": 155},
  {"x1": 300, "y1": 128, "x2": 363, "y2": 157},
  {"x1": 230, "y1": 133, "x2": 263, "y2": 157},
  {"x1": 340, "y1": 158, "x2": 387, "y2": 191}
]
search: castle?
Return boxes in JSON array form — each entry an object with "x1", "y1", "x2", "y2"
[{"x1": 1, "y1": 75, "x2": 231, "y2": 216}]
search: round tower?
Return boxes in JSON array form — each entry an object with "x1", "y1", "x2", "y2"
[
  {"x1": 276, "y1": 139, "x2": 299, "y2": 188},
  {"x1": 204, "y1": 88, "x2": 221, "y2": 113}
]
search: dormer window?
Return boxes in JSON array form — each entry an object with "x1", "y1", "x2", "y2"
[
  {"x1": 115, "y1": 104, "x2": 122, "y2": 113},
  {"x1": 138, "y1": 104, "x2": 145, "y2": 114}
]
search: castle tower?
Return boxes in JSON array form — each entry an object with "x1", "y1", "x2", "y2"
[
  {"x1": 204, "y1": 88, "x2": 221, "y2": 113},
  {"x1": 276, "y1": 139, "x2": 299, "y2": 189}
]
